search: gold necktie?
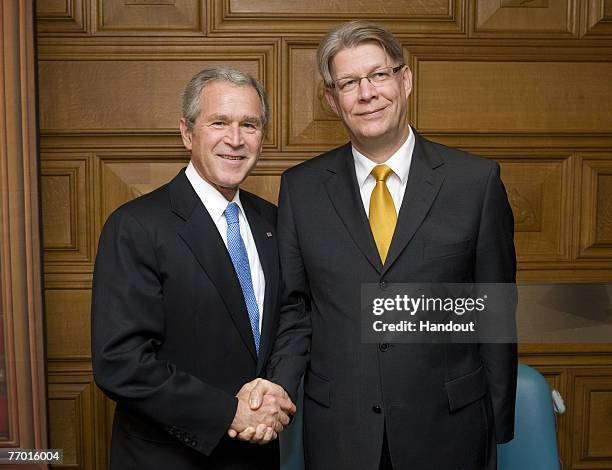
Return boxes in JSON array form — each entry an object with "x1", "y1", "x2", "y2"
[{"x1": 369, "y1": 165, "x2": 397, "y2": 264}]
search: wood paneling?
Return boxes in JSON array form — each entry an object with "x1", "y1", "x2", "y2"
[
  {"x1": 45, "y1": 289, "x2": 92, "y2": 359},
  {"x1": 583, "y1": 0, "x2": 612, "y2": 37},
  {"x1": 519, "y1": 356, "x2": 612, "y2": 469},
  {"x1": 95, "y1": 0, "x2": 205, "y2": 35},
  {"x1": 472, "y1": 0, "x2": 577, "y2": 37},
  {"x1": 38, "y1": 41, "x2": 278, "y2": 147},
  {"x1": 498, "y1": 155, "x2": 572, "y2": 262},
  {"x1": 41, "y1": 156, "x2": 91, "y2": 264},
  {"x1": 588, "y1": 391, "x2": 612, "y2": 457},
  {"x1": 210, "y1": 0, "x2": 465, "y2": 35},
  {"x1": 42, "y1": 174, "x2": 74, "y2": 247},
  {"x1": 541, "y1": 369, "x2": 565, "y2": 396},
  {"x1": 97, "y1": 157, "x2": 187, "y2": 223},
  {"x1": 572, "y1": 370, "x2": 612, "y2": 467},
  {"x1": 577, "y1": 155, "x2": 612, "y2": 259},
  {"x1": 40, "y1": 60, "x2": 253, "y2": 131},
  {"x1": 36, "y1": 0, "x2": 88, "y2": 34},
  {"x1": 241, "y1": 174, "x2": 281, "y2": 205},
  {"x1": 596, "y1": 177, "x2": 612, "y2": 240},
  {"x1": 48, "y1": 374, "x2": 96, "y2": 469},
  {"x1": 285, "y1": 43, "x2": 347, "y2": 151},
  {"x1": 414, "y1": 59, "x2": 612, "y2": 134}
]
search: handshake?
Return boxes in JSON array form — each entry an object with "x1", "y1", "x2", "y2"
[{"x1": 228, "y1": 378, "x2": 296, "y2": 444}]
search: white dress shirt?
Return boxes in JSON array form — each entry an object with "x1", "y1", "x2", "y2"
[
  {"x1": 353, "y1": 127, "x2": 415, "y2": 218},
  {"x1": 185, "y1": 162, "x2": 265, "y2": 331}
]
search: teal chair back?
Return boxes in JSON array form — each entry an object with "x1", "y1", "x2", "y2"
[{"x1": 497, "y1": 364, "x2": 560, "y2": 470}]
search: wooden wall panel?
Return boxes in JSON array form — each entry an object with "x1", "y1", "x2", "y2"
[
  {"x1": 36, "y1": 0, "x2": 88, "y2": 34},
  {"x1": 210, "y1": 0, "x2": 465, "y2": 35},
  {"x1": 578, "y1": 155, "x2": 612, "y2": 259},
  {"x1": 472, "y1": 0, "x2": 577, "y2": 37},
  {"x1": 95, "y1": 0, "x2": 205, "y2": 35},
  {"x1": 227, "y1": 0, "x2": 452, "y2": 15},
  {"x1": 285, "y1": 44, "x2": 347, "y2": 151},
  {"x1": 587, "y1": 390, "x2": 612, "y2": 457},
  {"x1": 498, "y1": 156, "x2": 571, "y2": 262},
  {"x1": 48, "y1": 374, "x2": 96, "y2": 470},
  {"x1": 241, "y1": 175, "x2": 281, "y2": 205},
  {"x1": 41, "y1": 156, "x2": 92, "y2": 265},
  {"x1": 414, "y1": 60, "x2": 612, "y2": 134},
  {"x1": 572, "y1": 370, "x2": 612, "y2": 468},
  {"x1": 42, "y1": 174, "x2": 76, "y2": 248},
  {"x1": 541, "y1": 370, "x2": 566, "y2": 401},
  {"x1": 97, "y1": 157, "x2": 187, "y2": 223},
  {"x1": 519, "y1": 355, "x2": 612, "y2": 470},
  {"x1": 40, "y1": 60, "x2": 253, "y2": 132},
  {"x1": 583, "y1": 0, "x2": 612, "y2": 37},
  {"x1": 39, "y1": 60, "x2": 190, "y2": 132},
  {"x1": 45, "y1": 289, "x2": 92, "y2": 360},
  {"x1": 38, "y1": 42, "x2": 278, "y2": 147}
]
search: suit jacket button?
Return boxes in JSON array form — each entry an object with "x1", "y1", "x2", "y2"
[
  {"x1": 191, "y1": 440, "x2": 198, "y2": 447},
  {"x1": 184, "y1": 436, "x2": 190, "y2": 443},
  {"x1": 379, "y1": 343, "x2": 390, "y2": 352},
  {"x1": 379, "y1": 281, "x2": 387, "y2": 290},
  {"x1": 372, "y1": 405, "x2": 382, "y2": 414}
]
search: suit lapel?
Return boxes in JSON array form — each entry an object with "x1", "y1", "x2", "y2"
[
  {"x1": 241, "y1": 194, "x2": 279, "y2": 375},
  {"x1": 325, "y1": 145, "x2": 383, "y2": 273},
  {"x1": 170, "y1": 171, "x2": 258, "y2": 362},
  {"x1": 382, "y1": 132, "x2": 446, "y2": 276}
]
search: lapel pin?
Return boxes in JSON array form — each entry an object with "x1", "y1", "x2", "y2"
[{"x1": 266, "y1": 232, "x2": 273, "y2": 238}]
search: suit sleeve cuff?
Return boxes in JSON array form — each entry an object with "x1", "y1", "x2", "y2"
[{"x1": 193, "y1": 395, "x2": 239, "y2": 456}]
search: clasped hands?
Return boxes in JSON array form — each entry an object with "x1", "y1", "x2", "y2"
[{"x1": 228, "y1": 378, "x2": 296, "y2": 444}]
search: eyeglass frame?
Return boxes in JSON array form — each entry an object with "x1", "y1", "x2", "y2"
[{"x1": 329, "y1": 64, "x2": 406, "y2": 93}]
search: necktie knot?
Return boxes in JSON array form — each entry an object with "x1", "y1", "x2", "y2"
[
  {"x1": 371, "y1": 164, "x2": 393, "y2": 182},
  {"x1": 224, "y1": 202, "x2": 240, "y2": 225}
]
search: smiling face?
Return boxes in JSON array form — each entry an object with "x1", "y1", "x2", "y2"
[
  {"x1": 180, "y1": 81, "x2": 264, "y2": 201},
  {"x1": 325, "y1": 42, "x2": 412, "y2": 162}
]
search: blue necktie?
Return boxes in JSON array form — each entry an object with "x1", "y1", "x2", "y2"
[{"x1": 224, "y1": 202, "x2": 260, "y2": 354}]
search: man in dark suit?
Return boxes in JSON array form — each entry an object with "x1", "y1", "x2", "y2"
[
  {"x1": 247, "y1": 21, "x2": 517, "y2": 469},
  {"x1": 91, "y1": 67, "x2": 295, "y2": 470}
]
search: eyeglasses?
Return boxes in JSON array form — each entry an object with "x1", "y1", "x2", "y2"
[{"x1": 331, "y1": 65, "x2": 405, "y2": 94}]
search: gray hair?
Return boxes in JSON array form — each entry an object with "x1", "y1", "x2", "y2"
[
  {"x1": 181, "y1": 67, "x2": 269, "y2": 131},
  {"x1": 317, "y1": 21, "x2": 405, "y2": 87}
]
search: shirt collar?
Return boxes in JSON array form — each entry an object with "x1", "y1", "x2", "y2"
[
  {"x1": 185, "y1": 161, "x2": 244, "y2": 224},
  {"x1": 352, "y1": 126, "x2": 415, "y2": 188}
]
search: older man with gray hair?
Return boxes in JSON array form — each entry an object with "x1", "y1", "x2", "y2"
[
  {"x1": 92, "y1": 67, "x2": 295, "y2": 470},
  {"x1": 248, "y1": 21, "x2": 517, "y2": 470}
]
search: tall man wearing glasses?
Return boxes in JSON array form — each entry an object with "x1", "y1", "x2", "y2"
[{"x1": 246, "y1": 21, "x2": 517, "y2": 470}]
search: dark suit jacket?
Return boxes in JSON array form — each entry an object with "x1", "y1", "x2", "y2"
[
  {"x1": 92, "y1": 169, "x2": 281, "y2": 470},
  {"x1": 267, "y1": 131, "x2": 517, "y2": 470}
]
